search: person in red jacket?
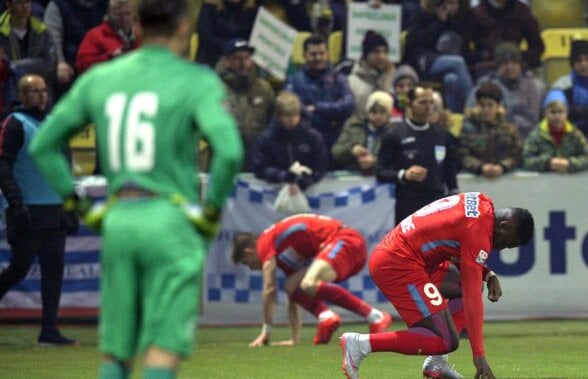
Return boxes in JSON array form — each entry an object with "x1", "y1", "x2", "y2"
[
  {"x1": 75, "y1": 0, "x2": 141, "y2": 73},
  {"x1": 340, "y1": 192, "x2": 534, "y2": 379}
]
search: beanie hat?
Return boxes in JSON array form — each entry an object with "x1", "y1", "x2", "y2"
[
  {"x1": 365, "y1": 91, "x2": 393, "y2": 113},
  {"x1": 570, "y1": 39, "x2": 588, "y2": 65},
  {"x1": 393, "y1": 64, "x2": 419, "y2": 86},
  {"x1": 475, "y1": 81, "x2": 503, "y2": 103},
  {"x1": 494, "y1": 42, "x2": 523, "y2": 66},
  {"x1": 542, "y1": 89, "x2": 568, "y2": 109},
  {"x1": 362, "y1": 30, "x2": 388, "y2": 58}
]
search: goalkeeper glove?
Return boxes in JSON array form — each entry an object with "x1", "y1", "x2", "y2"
[
  {"x1": 63, "y1": 194, "x2": 113, "y2": 232},
  {"x1": 171, "y1": 195, "x2": 222, "y2": 240}
]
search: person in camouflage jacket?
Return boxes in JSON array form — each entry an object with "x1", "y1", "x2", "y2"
[
  {"x1": 458, "y1": 82, "x2": 523, "y2": 177},
  {"x1": 523, "y1": 89, "x2": 588, "y2": 173}
]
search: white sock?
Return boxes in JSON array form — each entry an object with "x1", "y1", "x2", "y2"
[
  {"x1": 366, "y1": 308, "x2": 383, "y2": 323},
  {"x1": 318, "y1": 310, "x2": 335, "y2": 322},
  {"x1": 357, "y1": 333, "x2": 372, "y2": 354}
]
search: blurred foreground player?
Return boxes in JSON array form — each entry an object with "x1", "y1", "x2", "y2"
[
  {"x1": 340, "y1": 192, "x2": 534, "y2": 379},
  {"x1": 29, "y1": 1, "x2": 243, "y2": 378}
]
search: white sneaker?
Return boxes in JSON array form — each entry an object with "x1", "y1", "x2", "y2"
[
  {"x1": 422, "y1": 355, "x2": 463, "y2": 379},
  {"x1": 339, "y1": 332, "x2": 365, "y2": 379}
]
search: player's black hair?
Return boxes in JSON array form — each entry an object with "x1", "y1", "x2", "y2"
[
  {"x1": 137, "y1": 0, "x2": 188, "y2": 37},
  {"x1": 512, "y1": 207, "x2": 534, "y2": 246},
  {"x1": 303, "y1": 35, "x2": 327, "y2": 52},
  {"x1": 232, "y1": 232, "x2": 257, "y2": 264}
]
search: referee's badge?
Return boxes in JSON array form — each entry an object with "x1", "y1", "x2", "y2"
[{"x1": 434, "y1": 145, "x2": 446, "y2": 163}]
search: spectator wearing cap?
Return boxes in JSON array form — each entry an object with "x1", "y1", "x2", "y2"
[
  {"x1": 466, "y1": 42, "x2": 546, "y2": 139},
  {"x1": 331, "y1": 90, "x2": 394, "y2": 174},
  {"x1": 468, "y1": 0, "x2": 544, "y2": 79},
  {"x1": 390, "y1": 64, "x2": 419, "y2": 122},
  {"x1": 348, "y1": 30, "x2": 396, "y2": 120},
  {"x1": 402, "y1": 0, "x2": 472, "y2": 113},
  {"x1": 523, "y1": 89, "x2": 588, "y2": 173},
  {"x1": 552, "y1": 39, "x2": 588, "y2": 138},
  {"x1": 196, "y1": 0, "x2": 258, "y2": 68},
  {"x1": 285, "y1": 34, "x2": 354, "y2": 170},
  {"x1": 216, "y1": 38, "x2": 274, "y2": 172},
  {"x1": 459, "y1": 81, "x2": 522, "y2": 177}
]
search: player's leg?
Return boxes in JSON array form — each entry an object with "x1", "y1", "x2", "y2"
[
  {"x1": 340, "y1": 248, "x2": 458, "y2": 379},
  {"x1": 284, "y1": 270, "x2": 330, "y2": 317},
  {"x1": 137, "y1": 199, "x2": 206, "y2": 378},
  {"x1": 301, "y1": 229, "x2": 391, "y2": 332},
  {"x1": 0, "y1": 225, "x2": 38, "y2": 299},
  {"x1": 98, "y1": 201, "x2": 143, "y2": 379}
]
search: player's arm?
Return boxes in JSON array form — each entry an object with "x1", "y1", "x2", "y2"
[
  {"x1": 249, "y1": 257, "x2": 278, "y2": 347},
  {"x1": 271, "y1": 298, "x2": 301, "y2": 346},
  {"x1": 194, "y1": 72, "x2": 243, "y2": 212},
  {"x1": 29, "y1": 74, "x2": 91, "y2": 197}
]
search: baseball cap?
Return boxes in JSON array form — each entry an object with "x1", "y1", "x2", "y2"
[{"x1": 223, "y1": 38, "x2": 255, "y2": 56}]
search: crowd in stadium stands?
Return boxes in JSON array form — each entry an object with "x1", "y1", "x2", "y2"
[{"x1": 1, "y1": 0, "x2": 588, "y2": 187}]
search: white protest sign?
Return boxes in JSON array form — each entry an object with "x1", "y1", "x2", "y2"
[
  {"x1": 249, "y1": 7, "x2": 297, "y2": 81},
  {"x1": 346, "y1": 3, "x2": 401, "y2": 62}
]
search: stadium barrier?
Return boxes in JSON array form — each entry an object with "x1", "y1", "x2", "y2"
[{"x1": 1, "y1": 172, "x2": 587, "y2": 324}]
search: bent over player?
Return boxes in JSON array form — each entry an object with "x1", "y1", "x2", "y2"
[
  {"x1": 340, "y1": 192, "x2": 534, "y2": 379},
  {"x1": 233, "y1": 214, "x2": 392, "y2": 346},
  {"x1": 29, "y1": 1, "x2": 243, "y2": 378}
]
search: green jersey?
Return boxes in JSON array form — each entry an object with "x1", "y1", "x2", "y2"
[{"x1": 30, "y1": 45, "x2": 243, "y2": 208}]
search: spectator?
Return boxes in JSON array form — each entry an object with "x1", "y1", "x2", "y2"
[
  {"x1": 376, "y1": 84, "x2": 459, "y2": 225},
  {"x1": 252, "y1": 90, "x2": 327, "y2": 191},
  {"x1": 0, "y1": 0, "x2": 55, "y2": 109},
  {"x1": 430, "y1": 89, "x2": 453, "y2": 130},
  {"x1": 44, "y1": 0, "x2": 107, "y2": 95},
  {"x1": 217, "y1": 38, "x2": 274, "y2": 172},
  {"x1": 403, "y1": 0, "x2": 473, "y2": 113},
  {"x1": 331, "y1": 90, "x2": 394, "y2": 174},
  {"x1": 0, "y1": 74, "x2": 78, "y2": 346},
  {"x1": 348, "y1": 30, "x2": 395, "y2": 119},
  {"x1": 459, "y1": 81, "x2": 523, "y2": 177},
  {"x1": 466, "y1": 42, "x2": 546, "y2": 139},
  {"x1": 75, "y1": 0, "x2": 141, "y2": 74},
  {"x1": 390, "y1": 64, "x2": 418, "y2": 122},
  {"x1": 285, "y1": 34, "x2": 354, "y2": 169},
  {"x1": 552, "y1": 39, "x2": 588, "y2": 137},
  {"x1": 468, "y1": 0, "x2": 544, "y2": 79},
  {"x1": 522, "y1": 89, "x2": 588, "y2": 174},
  {"x1": 196, "y1": 0, "x2": 257, "y2": 68}
]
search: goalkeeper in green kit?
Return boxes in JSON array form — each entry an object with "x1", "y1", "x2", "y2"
[{"x1": 28, "y1": 1, "x2": 243, "y2": 378}]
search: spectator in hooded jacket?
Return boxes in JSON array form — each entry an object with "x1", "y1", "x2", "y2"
[
  {"x1": 285, "y1": 34, "x2": 354, "y2": 169},
  {"x1": 552, "y1": 39, "x2": 588, "y2": 138},
  {"x1": 252, "y1": 91, "x2": 327, "y2": 191},
  {"x1": 466, "y1": 42, "x2": 545, "y2": 139},
  {"x1": 523, "y1": 89, "x2": 588, "y2": 174},
  {"x1": 348, "y1": 30, "x2": 396, "y2": 120},
  {"x1": 468, "y1": 0, "x2": 544, "y2": 80},
  {"x1": 459, "y1": 81, "x2": 523, "y2": 177},
  {"x1": 331, "y1": 91, "x2": 394, "y2": 174},
  {"x1": 75, "y1": 0, "x2": 141, "y2": 74}
]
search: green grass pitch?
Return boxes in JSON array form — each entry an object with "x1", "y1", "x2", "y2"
[{"x1": 1, "y1": 319, "x2": 588, "y2": 378}]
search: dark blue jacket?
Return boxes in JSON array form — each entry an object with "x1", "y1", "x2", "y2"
[
  {"x1": 252, "y1": 117, "x2": 327, "y2": 190},
  {"x1": 285, "y1": 65, "x2": 354, "y2": 152}
]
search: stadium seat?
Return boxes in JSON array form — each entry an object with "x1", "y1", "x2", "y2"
[
  {"x1": 531, "y1": 0, "x2": 586, "y2": 29},
  {"x1": 189, "y1": 33, "x2": 198, "y2": 61},
  {"x1": 291, "y1": 31, "x2": 312, "y2": 66},
  {"x1": 69, "y1": 125, "x2": 96, "y2": 176},
  {"x1": 541, "y1": 28, "x2": 588, "y2": 85},
  {"x1": 328, "y1": 30, "x2": 343, "y2": 64},
  {"x1": 448, "y1": 113, "x2": 464, "y2": 137}
]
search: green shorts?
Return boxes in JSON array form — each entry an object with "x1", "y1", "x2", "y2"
[{"x1": 98, "y1": 198, "x2": 207, "y2": 360}]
